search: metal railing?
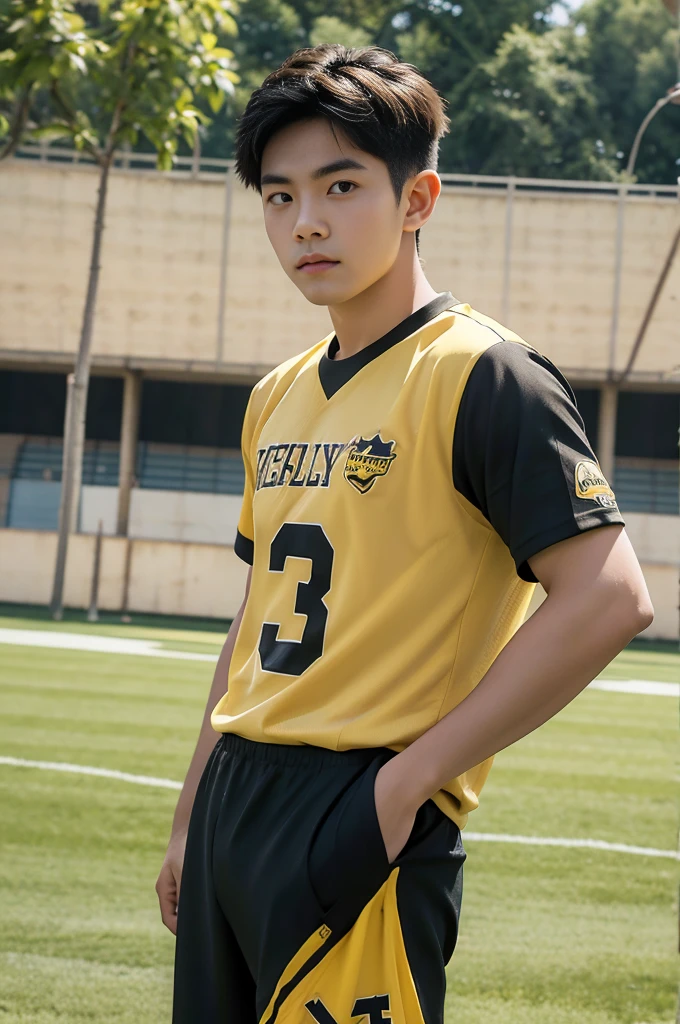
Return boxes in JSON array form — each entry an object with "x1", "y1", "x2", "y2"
[
  {"x1": 614, "y1": 458, "x2": 680, "y2": 516},
  {"x1": 14, "y1": 141, "x2": 680, "y2": 198},
  {"x1": 11, "y1": 438, "x2": 246, "y2": 495},
  {"x1": 15, "y1": 140, "x2": 233, "y2": 178}
]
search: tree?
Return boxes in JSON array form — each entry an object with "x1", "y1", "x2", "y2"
[
  {"x1": 442, "y1": 24, "x2": 621, "y2": 179},
  {"x1": 578, "y1": 0, "x2": 679, "y2": 183},
  {"x1": 0, "y1": 0, "x2": 238, "y2": 618}
]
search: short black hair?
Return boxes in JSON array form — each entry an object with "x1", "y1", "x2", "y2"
[{"x1": 234, "y1": 44, "x2": 450, "y2": 205}]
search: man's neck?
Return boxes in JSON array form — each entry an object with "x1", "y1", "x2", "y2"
[{"x1": 327, "y1": 248, "x2": 440, "y2": 361}]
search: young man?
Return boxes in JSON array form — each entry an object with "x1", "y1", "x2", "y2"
[{"x1": 158, "y1": 44, "x2": 653, "y2": 1024}]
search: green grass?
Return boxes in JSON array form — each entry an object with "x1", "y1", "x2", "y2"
[{"x1": 0, "y1": 617, "x2": 677, "y2": 1023}]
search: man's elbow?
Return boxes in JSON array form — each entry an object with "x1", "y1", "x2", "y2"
[
  {"x1": 633, "y1": 594, "x2": 655, "y2": 633},
  {"x1": 616, "y1": 586, "x2": 654, "y2": 641}
]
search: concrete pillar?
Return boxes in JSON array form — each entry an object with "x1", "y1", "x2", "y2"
[
  {"x1": 597, "y1": 381, "x2": 618, "y2": 486},
  {"x1": 116, "y1": 371, "x2": 141, "y2": 536}
]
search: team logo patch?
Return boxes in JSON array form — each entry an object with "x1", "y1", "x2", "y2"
[
  {"x1": 343, "y1": 434, "x2": 397, "y2": 494},
  {"x1": 574, "y1": 460, "x2": 618, "y2": 508}
]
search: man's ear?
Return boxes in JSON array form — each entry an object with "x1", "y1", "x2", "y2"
[{"x1": 403, "y1": 169, "x2": 441, "y2": 236}]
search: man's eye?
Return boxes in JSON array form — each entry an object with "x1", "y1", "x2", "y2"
[
  {"x1": 268, "y1": 192, "x2": 292, "y2": 206},
  {"x1": 328, "y1": 181, "x2": 356, "y2": 195}
]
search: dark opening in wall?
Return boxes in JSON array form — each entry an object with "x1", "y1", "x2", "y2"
[
  {"x1": 87, "y1": 377, "x2": 124, "y2": 441},
  {"x1": 139, "y1": 380, "x2": 253, "y2": 448},
  {"x1": 0, "y1": 370, "x2": 123, "y2": 441},
  {"x1": 616, "y1": 392, "x2": 680, "y2": 460},
  {"x1": 0, "y1": 370, "x2": 66, "y2": 436}
]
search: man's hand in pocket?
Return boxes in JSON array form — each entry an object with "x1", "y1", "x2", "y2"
[{"x1": 373, "y1": 758, "x2": 423, "y2": 864}]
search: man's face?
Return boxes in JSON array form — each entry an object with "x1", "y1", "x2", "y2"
[{"x1": 260, "y1": 118, "x2": 410, "y2": 306}]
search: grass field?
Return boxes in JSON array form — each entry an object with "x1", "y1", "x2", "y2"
[{"x1": 0, "y1": 604, "x2": 677, "y2": 1023}]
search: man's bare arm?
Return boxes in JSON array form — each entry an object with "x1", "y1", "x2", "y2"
[
  {"x1": 156, "y1": 567, "x2": 252, "y2": 934},
  {"x1": 374, "y1": 525, "x2": 654, "y2": 861}
]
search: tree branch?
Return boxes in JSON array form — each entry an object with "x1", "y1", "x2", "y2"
[
  {"x1": 102, "y1": 39, "x2": 137, "y2": 160},
  {"x1": 49, "y1": 81, "x2": 103, "y2": 164},
  {"x1": 0, "y1": 87, "x2": 32, "y2": 162}
]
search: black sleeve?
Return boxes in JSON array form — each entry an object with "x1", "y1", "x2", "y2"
[
  {"x1": 234, "y1": 529, "x2": 254, "y2": 565},
  {"x1": 453, "y1": 342, "x2": 624, "y2": 583}
]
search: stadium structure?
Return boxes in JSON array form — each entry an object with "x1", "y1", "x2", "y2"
[{"x1": 0, "y1": 149, "x2": 678, "y2": 637}]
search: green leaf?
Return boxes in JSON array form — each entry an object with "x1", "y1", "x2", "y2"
[
  {"x1": 213, "y1": 69, "x2": 235, "y2": 95},
  {"x1": 29, "y1": 124, "x2": 73, "y2": 141},
  {"x1": 22, "y1": 55, "x2": 53, "y2": 83},
  {"x1": 175, "y1": 85, "x2": 193, "y2": 110},
  {"x1": 68, "y1": 52, "x2": 87, "y2": 74},
  {"x1": 207, "y1": 86, "x2": 224, "y2": 112},
  {"x1": 64, "y1": 12, "x2": 86, "y2": 33},
  {"x1": 200, "y1": 32, "x2": 217, "y2": 50},
  {"x1": 0, "y1": 114, "x2": 9, "y2": 139}
]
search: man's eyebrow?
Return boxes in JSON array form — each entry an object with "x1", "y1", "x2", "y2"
[
  {"x1": 260, "y1": 158, "x2": 367, "y2": 188},
  {"x1": 311, "y1": 158, "x2": 367, "y2": 180},
  {"x1": 260, "y1": 173, "x2": 291, "y2": 187}
]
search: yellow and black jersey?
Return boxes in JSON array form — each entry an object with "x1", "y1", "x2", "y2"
[{"x1": 211, "y1": 292, "x2": 623, "y2": 828}]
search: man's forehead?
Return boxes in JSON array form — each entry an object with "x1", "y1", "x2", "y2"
[{"x1": 260, "y1": 119, "x2": 372, "y2": 178}]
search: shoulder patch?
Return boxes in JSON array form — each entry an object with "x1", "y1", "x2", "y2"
[{"x1": 574, "y1": 460, "x2": 618, "y2": 508}]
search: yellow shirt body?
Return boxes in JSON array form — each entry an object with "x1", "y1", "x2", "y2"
[{"x1": 211, "y1": 301, "x2": 538, "y2": 828}]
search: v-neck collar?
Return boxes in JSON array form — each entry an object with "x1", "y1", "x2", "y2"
[{"x1": 318, "y1": 291, "x2": 458, "y2": 400}]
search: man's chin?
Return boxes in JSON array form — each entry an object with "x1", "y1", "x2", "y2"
[{"x1": 296, "y1": 280, "x2": 363, "y2": 308}]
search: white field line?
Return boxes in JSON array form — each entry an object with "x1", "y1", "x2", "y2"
[
  {"x1": 0, "y1": 628, "x2": 677, "y2": 696},
  {"x1": 0, "y1": 756, "x2": 182, "y2": 790},
  {"x1": 0, "y1": 755, "x2": 677, "y2": 861},
  {"x1": 588, "y1": 678, "x2": 678, "y2": 697},
  {"x1": 0, "y1": 627, "x2": 218, "y2": 662},
  {"x1": 463, "y1": 832, "x2": 678, "y2": 860}
]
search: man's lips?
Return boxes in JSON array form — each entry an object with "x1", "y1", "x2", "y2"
[{"x1": 296, "y1": 255, "x2": 340, "y2": 273}]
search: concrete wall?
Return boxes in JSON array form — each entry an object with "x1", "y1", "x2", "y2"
[
  {"x1": 80, "y1": 486, "x2": 242, "y2": 544},
  {"x1": 0, "y1": 511, "x2": 676, "y2": 636},
  {"x1": 623, "y1": 510, "x2": 680, "y2": 565},
  {"x1": 11, "y1": 483, "x2": 243, "y2": 545},
  {"x1": 80, "y1": 485, "x2": 118, "y2": 535},
  {"x1": 425, "y1": 190, "x2": 680, "y2": 378},
  {"x1": 1, "y1": 161, "x2": 678, "y2": 380},
  {"x1": 0, "y1": 528, "x2": 248, "y2": 619},
  {"x1": 128, "y1": 489, "x2": 241, "y2": 545}
]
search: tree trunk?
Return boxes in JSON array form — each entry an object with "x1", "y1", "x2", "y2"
[
  {"x1": 0, "y1": 88, "x2": 32, "y2": 163},
  {"x1": 49, "y1": 154, "x2": 113, "y2": 619}
]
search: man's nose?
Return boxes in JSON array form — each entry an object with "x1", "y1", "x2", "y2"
[{"x1": 293, "y1": 202, "x2": 329, "y2": 242}]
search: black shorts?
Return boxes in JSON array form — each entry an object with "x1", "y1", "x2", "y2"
[{"x1": 172, "y1": 732, "x2": 466, "y2": 1024}]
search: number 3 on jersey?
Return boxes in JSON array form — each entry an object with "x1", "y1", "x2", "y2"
[{"x1": 258, "y1": 523, "x2": 334, "y2": 676}]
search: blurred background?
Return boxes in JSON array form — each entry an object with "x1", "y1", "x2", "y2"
[{"x1": 0, "y1": 2, "x2": 677, "y2": 1023}]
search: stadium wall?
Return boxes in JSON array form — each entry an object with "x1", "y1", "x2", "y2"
[
  {"x1": 5, "y1": 480, "x2": 242, "y2": 543},
  {"x1": 0, "y1": 160, "x2": 678, "y2": 380},
  {"x1": 0, "y1": 529, "x2": 248, "y2": 619},
  {"x1": 0, "y1": 516, "x2": 676, "y2": 638}
]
